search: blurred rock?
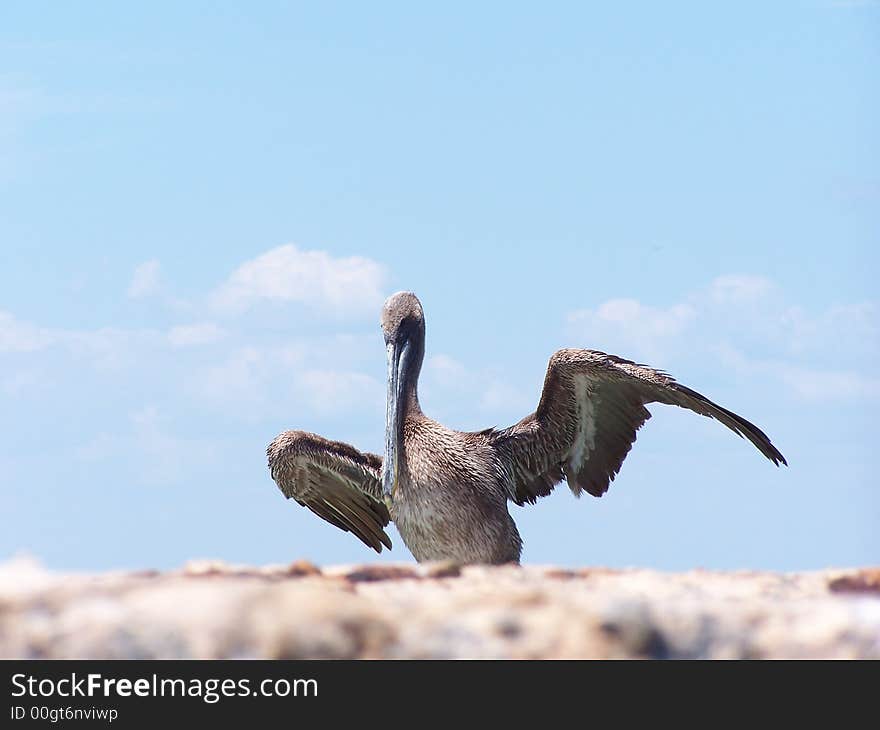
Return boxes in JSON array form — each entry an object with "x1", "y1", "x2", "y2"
[{"x1": 0, "y1": 556, "x2": 878, "y2": 659}]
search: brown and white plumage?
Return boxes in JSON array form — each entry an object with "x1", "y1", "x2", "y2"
[
  {"x1": 490, "y1": 348, "x2": 786, "y2": 507},
  {"x1": 267, "y1": 431, "x2": 392, "y2": 553},
  {"x1": 267, "y1": 292, "x2": 786, "y2": 564}
]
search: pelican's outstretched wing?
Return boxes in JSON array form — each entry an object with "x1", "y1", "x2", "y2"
[
  {"x1": 267, "y1": 430, "x2": 392, "y2": 553},
  {"x1": 490, "y1": 349, "x2": 786, "y2": 506}
]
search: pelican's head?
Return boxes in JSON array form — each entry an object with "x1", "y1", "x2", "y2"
[
  {"x1": 380, "y1": 291, "x2": 425, "y2": 499},
  {"x1": 380, "y1": 291, "x2": 424, "y2": 342}
]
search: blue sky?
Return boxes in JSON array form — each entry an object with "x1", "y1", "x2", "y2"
[{"x1": 1, "y1": 2, "x2": 877, "y2": 571}]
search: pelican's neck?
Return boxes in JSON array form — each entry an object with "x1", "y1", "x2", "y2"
[
  {"x1": 401, "y1": 325, "x2": 425, "y2": 418},
  {"x1": 403, "y1": 377, "x2": 422, "y2": 417}
]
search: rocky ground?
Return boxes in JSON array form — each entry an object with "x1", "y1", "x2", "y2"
[{"x1": 1, "y1": 556, "x2": 878, "y2": 659}]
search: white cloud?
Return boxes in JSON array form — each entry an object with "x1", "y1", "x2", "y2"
[
  {"x1": 480, "y1": 379, "x2": 532, "y2": 414},
  {"x1": 567, "y1": 299, "x2": 695, "y2": 362},
  {"x1": 167, "y1": 322, "x2": 226, "y2": 347},
  {"x1": 296, "y1": 370, "x2": 383, "y2": 414},
  {"x1": 127, "y1": 260, "x2": 161, "y2": 299},
  {"x1": 129, "y1": 405, "x2": 202, "y2": 484},
  {"x1": 0, "y1": 299, "x2": 376, "y2": 424},
  {"x1": 195, "y1": 346, "x2": 269, "y2": 405},
  {"x1": 566, "y1": 275, "x2": 880, "y2": 402},
  {"x1": 188, "y1": 339, "x2": 383, "y2": 422},
  {"x1": 64, "y1": 327, "x2": 166, "y2": 370},
  {"x1": 422, "y1": 353, "x2": 533, "y2": 425},
  {"x1": 782, "y1": 301, "x2": 880, "y2": 356},
  {"x1": 211, "y1": 244, "x2": 387, "y2": 316},
  {"x1": 74, "y1": 432, "x2": 118, "y2": 463},
  {"x1": 0, "y1": 311, "x2": 54, "y2": 352},
  {"x1": 781, "y1": 367, "x2": 880, "y2": 401},
  {"x1": 425, "y1": 354, "x2": 468, "y2": 387},
  {"x1": 2, "y1": 310, "x2": 226, "y2": 365},
  {"x1": 1, "y1": 369, "x2": 41, "y2": 396},
  {"x1": 715, "y1": 343, "x2": 880, "y2": 402},
  {"x1": 75, "y1": 406, "x2": 219, "y2": 485},
  {"x1": 708, "y1": 274, "x2": 774, "y2": 305},
  {"x1": 0, "y1": 311, "x2": 162, "y2": 368}
]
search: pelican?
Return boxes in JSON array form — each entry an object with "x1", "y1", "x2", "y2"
[{"x1": 268, "y1": 291, "x2": 786, "y2": 564}]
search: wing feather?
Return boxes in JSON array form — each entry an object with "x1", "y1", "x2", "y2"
[
  {"x1": 267, "y1": 430, "x2": 392, "y2": 553},
  {"x1": 491, "y1": 349, "x2": 786, "y2": 505}
]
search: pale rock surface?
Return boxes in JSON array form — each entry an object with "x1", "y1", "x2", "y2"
[{"x1": 1, "y1": 556, "x2": 878, "y2": 659}]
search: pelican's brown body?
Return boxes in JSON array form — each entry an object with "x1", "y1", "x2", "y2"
[
  {"x1": 393, "y1": 417, "x2": 522, "y2": 563},
  {"x1": 268, "y1": 291, "x2": 786, "y2": 564}
]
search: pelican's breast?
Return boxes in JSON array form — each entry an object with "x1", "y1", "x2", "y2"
[{"x1": 391, "y1": 420, "x2": 519, "y2": 563}]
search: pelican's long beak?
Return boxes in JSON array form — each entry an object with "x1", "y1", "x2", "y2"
[{"x1": 382, "y1": 339, "x2": 408, "y2": 498}]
